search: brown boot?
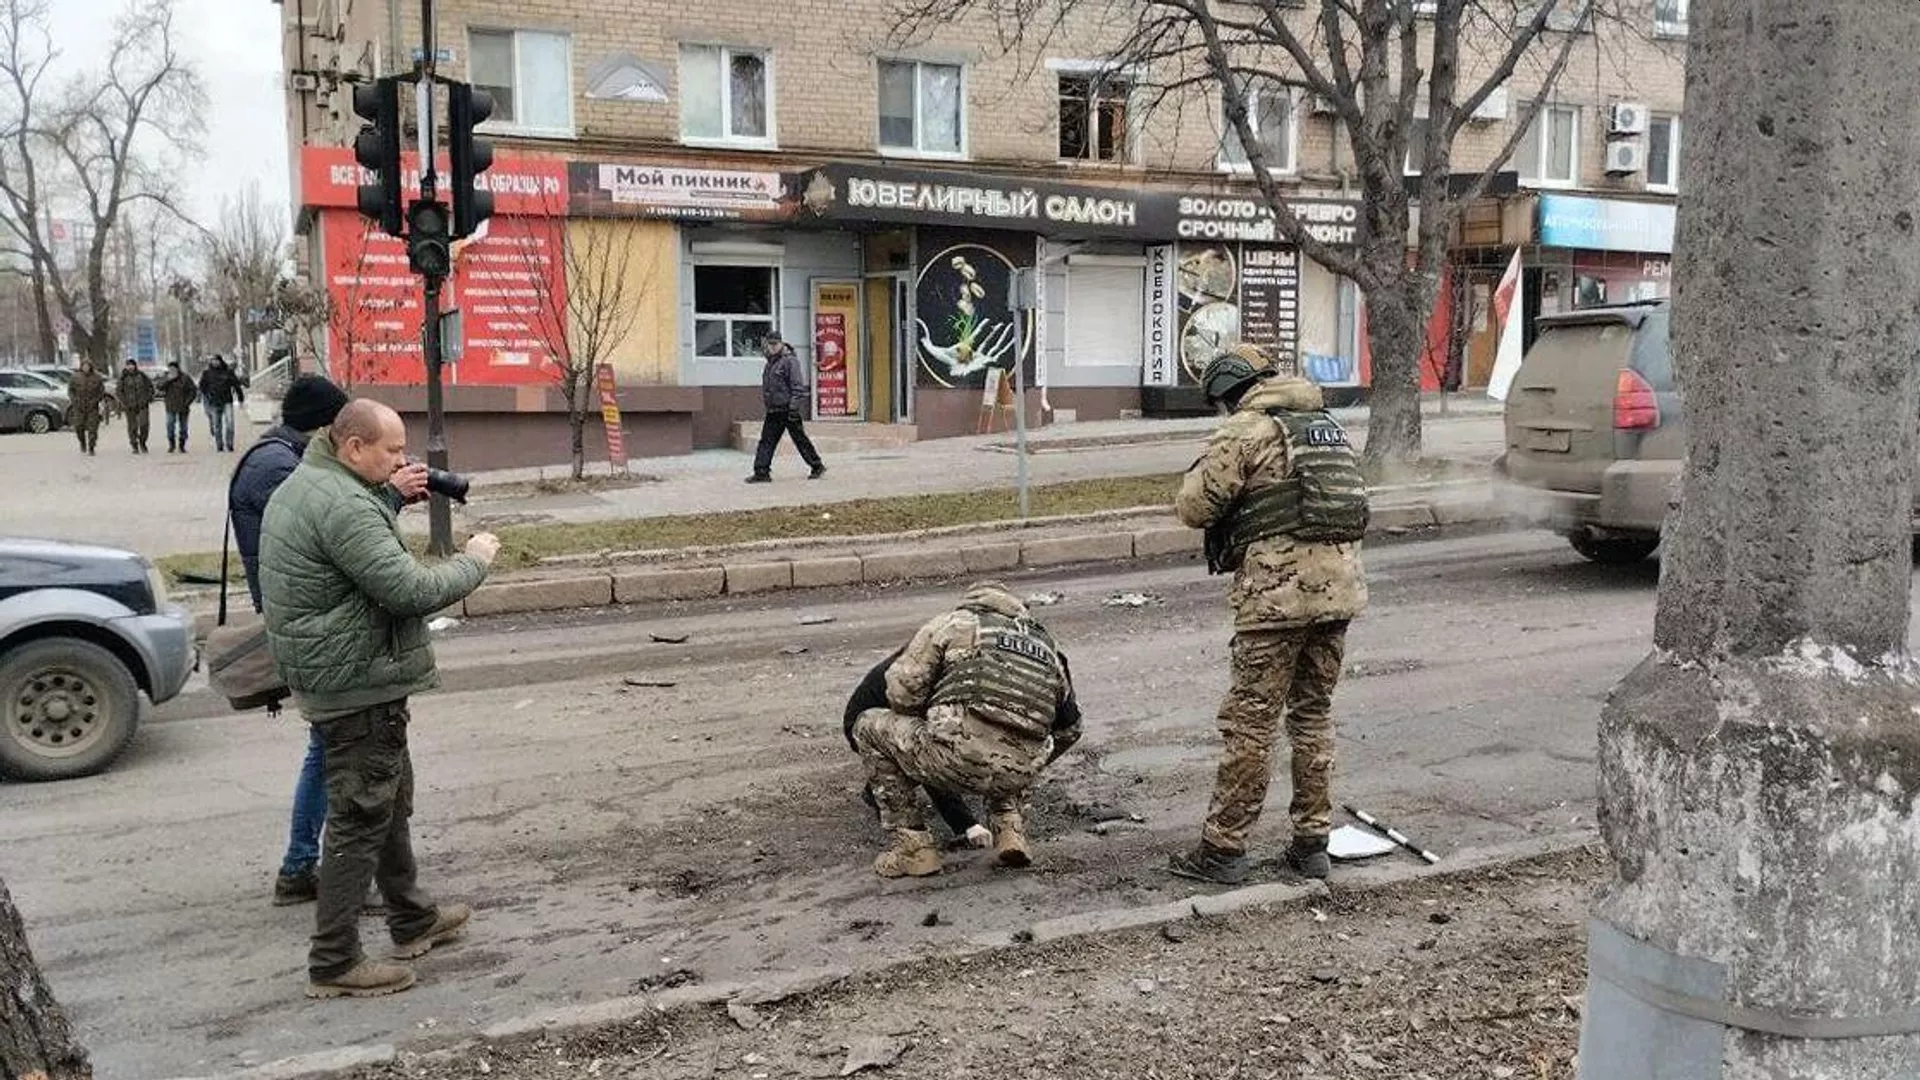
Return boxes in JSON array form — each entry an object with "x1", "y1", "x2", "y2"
[
  {"x1": 873, "y1": 830, "x2": 942, "y2": 878},
  {"x1": 391, "y1": 902, "x2": 471, "y2": 959},
  {"x1": 991, "y1": 813, "x2": 1031, "y2": 868},
  {"x1": 307, "y1": 958, "x2": 416, "y2": 999}
]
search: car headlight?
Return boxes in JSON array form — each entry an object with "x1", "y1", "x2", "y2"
[{"x1": 143, "y1": 559, "x2": 171, "y2": 611}]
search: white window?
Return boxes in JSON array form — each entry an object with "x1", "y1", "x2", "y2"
[
  {"x1": 693, "y1": 264, "x2": 779, "y2": 360},
  {"x1": 1517, "y1": 105, "x2": 1579, "y2": 187},
  {"x1": 878, "y1": 60, "x2": 964, "y2": 156},
  {"x1": 1654, "y1": 0, "x2": 1688, "y2": 36},
  {"x1": 680, "y1": 45, "x2": 773, "y2": 147},
  {"x1": 1219, "y1": 83, "x2": 1298, "y2": 173},
  {"x1": 1065, "y1": 260, "x2": 1146, "y2": 369},
  {"x1": 1646, "y1": 114, "x2": 1681, "y2": 192},
  {"x1": 1059, "y1": 72, "x2": 1133, "y2": 163},
  {"x1": 1403, "y1": 116, "x2": 1432, "y2": 176},
  {"x1": 468, "y1": 29, "x2": 573, "y2": 135}
]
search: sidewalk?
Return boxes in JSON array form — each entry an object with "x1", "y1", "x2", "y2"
[{"x1": 0, "y1": 398, "x2": 1506, "y2": 560}]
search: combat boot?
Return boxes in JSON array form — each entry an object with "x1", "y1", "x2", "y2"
[
  {"x1": 272, "y1": 868, "x2": 318, "y2": 907},
  {"x1": 873, "y1": 830, "x2": 942, "y2": 878},
  {"x1": 1285, "y1": 835, "x2": 1332, "y2": 880},
  {"x1": 990, "y1": 813, "x2": 1031, "y2": 868},
  {"x1": 1168, "y1": 842, "x2": 1253, "y2": 885},
  {"x1": 392, "y1": 902, "x2": 471, "y2": 959},
  {"x1": 307, "y1": 958, "x2": 415, "y2": 999}
]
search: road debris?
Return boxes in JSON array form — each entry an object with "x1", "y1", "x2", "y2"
[
  {"x1": 650, "y1": 631, "x2": 691, "y2": 644},
  {"x1": 726, "y1": 1001, "x2": 763, "y2": 1031},
  {"x1": 1102, "y1": 592, "x2": 1164, "y2": 608},
  {"x1": 798, "y1": 614, "x2": 837, "y2": 625},
  {"x1": 427, "y1": 616, "x2": 460, "y2": 632},
  {"x1": 1025, "y1": 591, "x2": 1064, "y2": 606},
  {"x1": 840, "y1": 1036, "x2": 908, "y2": 1076},
  {"x1": 779, "y1": 645, "x2": 810, "y2": 656},
  {"x1": 622, "y1": 676, "x2": 677, "y2": 688}
]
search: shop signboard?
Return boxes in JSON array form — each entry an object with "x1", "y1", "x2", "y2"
[
  {"x1": 1538, "y1": 194, "x2": 1676, "y2": 254},
  {"x1": 811, "y1": 281, "x2": 861, "y2": 418}
]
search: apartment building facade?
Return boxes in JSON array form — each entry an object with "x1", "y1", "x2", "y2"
[{"x1": 273, "y1": 0, "x2": 1688, "y2": 465}]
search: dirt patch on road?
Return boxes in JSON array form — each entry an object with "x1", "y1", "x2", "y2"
[{"x1": 349, "y1": 847, "x2": 1602, "y2": 1080}]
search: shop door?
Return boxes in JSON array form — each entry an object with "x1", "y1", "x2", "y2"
[
  {"x1": 864, "y1": 274, "x2": 913, "y2": 423},
  {"x1": 1462, "y1": 270, "x2": 1500, "y2": 389}
]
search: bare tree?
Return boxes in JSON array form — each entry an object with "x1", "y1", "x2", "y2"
[
  {"x1": 0, "y1": 0, "x2": 60, "y2": 363},
  {"x1": 201, "y1": 182, "x2": 287, "y2": 363},
  {"x1": 514, "y1": 212, "x2": 649, "y2": 480},
  {"x1": 886, "y1": 0, "x2": 1648, "y2": 465},
  {"x1": 0, "y1": 875, "x2": 91, "y2": 1079},
  {"x1": 35, "y1": 0, "x2": 204, "y2": 368},
  {"x1": 272, "y1": 275, "x2": 332, "y2": 376}
]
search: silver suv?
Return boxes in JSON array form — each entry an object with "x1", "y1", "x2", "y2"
[{"x1": 0, "y1": 538, "x2": 196, "y2": 780}]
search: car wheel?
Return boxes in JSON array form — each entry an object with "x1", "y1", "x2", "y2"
[
  {"x1": 1569, "y1": 532, "x2": 1660, "y2": 566},
  {"x1": 0, "y1": 638, "x2": 141, "y2": 781},
  {"x1": 24, "y1": 409, "x2": 52, "y2": 435}
]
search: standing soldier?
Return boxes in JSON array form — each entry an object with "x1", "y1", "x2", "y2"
[
  {"x1": 1167, "y1": 343, "x2": 1369, "y2": 886},
  {"x1": 68, "y1": 360, "x2": 107, "y2": 456},
  {"x1": 117, "y1": 358, "x2": 156, "y2": 454},
  {"x1": 850, "y1": 582, "x2": 1078, "y2": 877},
  {"x1": 159, "y1": 360, "x2": 198, "y2": 452}
]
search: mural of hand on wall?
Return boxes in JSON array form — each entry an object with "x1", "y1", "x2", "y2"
[{"x1": 916, "y1": 317, "x2": 1017, "y2": 378}]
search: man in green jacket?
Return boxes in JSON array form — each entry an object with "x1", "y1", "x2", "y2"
[{"x1": 259, "y1": 399, "x2": 499, "y2": 999}]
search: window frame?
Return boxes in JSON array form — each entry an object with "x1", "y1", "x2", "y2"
[
  {"x1": 875, "y1": 59, "x2": 968, "y2": 160},
  {"x1": 1518, "y1": 104, "x2": 1581, "y2": 189},
  {"x1": 678, "y1": 43, "x2": 778, "y2": 150},
  {"x1": 1653, "y1": 0, "x2": 1689, "y2": 37},
  {"x1": 1053, "y1": 63, "x2": 1137, "y2": 165},
  {"x1": 1217, "y1": 82, "x2": 1300, "y2": 175},
  {"x1": 1403, "y1": 116, "x2": 1434, "y2": 177},
  {"x1": 1645, "y1": 113, "x2": 1681, "y2": 194},
  {"x1": 466, "y1": 27, "x2": 575, "y2": 139},
  {"x1": 691, "y1": 259, "x2": 783, "y2": 363}
]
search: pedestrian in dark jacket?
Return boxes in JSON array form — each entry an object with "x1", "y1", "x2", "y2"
[
  {"x1": 198, "y1": 355, "x2": 246, "y2": 452},
  {"x1": 117, "y1": 359, "x2": 155, "y2": 453},
  {"x1": 843, "y1": 644, "x2": 1084, "y2": 849},
  {"x1": 160, "y1": 361, "x2": 197, "y2": 452},
  {"x1": 232, "y1": 375, "x2": 431, "y2": 910},
  {"x1": 747, "y1": 331, "x2": 825, "y2": 483}
]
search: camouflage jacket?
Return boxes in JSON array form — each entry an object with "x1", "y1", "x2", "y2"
[
  {"x1": 117, "y1": 368, "x2": 155, "y2": 410},
  {"x1": 69, "y1": 369, "x2": 107, "y2": 412},
  {"x1": 884, "y1": 582, "x2": 1077, "y2": 746},
  {"x1": 1175, "y1": 377, "x2": 1368, "y2": 631}
]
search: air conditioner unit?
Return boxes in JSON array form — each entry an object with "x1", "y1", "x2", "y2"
[
  {"x1": 289, "y1": 71, "x2": 321, "y2": 93},
  {"x1": 1605, "y1": 140, "x2": 1645, "y2": 175},
  {"x1": 1608, "y1": 102, "x2": 1649, "y2": 137}
]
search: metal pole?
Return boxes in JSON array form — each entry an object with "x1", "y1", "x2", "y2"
[
  {"x1": 416, "y1": 0, "x2": 453, "y2": 556},
  {"x1": 1011, "y1": 309, "x2": 1030, "y2": 522}
]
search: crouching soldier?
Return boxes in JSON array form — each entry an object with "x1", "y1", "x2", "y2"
[
  {"x1": 845, "y1": 639, "x2": 1083, "y2": 854},
  {"x1": 850, "y1": 582, "x2": 1079, "y2": 877}
]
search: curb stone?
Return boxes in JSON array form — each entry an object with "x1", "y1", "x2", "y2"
[{"x1": 176, "y1": 829, "x2": 1597, "y2": 1080}]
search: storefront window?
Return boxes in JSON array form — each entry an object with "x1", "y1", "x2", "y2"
[{"x1": 694, "y1": 265, "x2": 779, "y2": 359}]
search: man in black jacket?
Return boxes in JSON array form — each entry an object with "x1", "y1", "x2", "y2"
[
  {"x1": 844, "y1": 645, "x2": 1084, "y2": 849},
  {"x1": 230, "y1": 374, "x2": 430, "y2": 906},
  {"x1": 747, "y1": 331, "x2": 825, "y2": 483},
  {"x1": 199, "y1": 355, "x2": 246, "y2": 452}
]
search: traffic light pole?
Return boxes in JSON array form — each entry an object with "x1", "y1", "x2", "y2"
[{"x1": 417, "y1": 0, "x2": 453, "y2": 558}]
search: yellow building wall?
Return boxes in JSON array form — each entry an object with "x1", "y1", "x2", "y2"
[{"x1": 565, "y1": 217, "x2": 679, "y2": 385}]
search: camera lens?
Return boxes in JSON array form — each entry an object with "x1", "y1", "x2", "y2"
[{"x1": 425, "y1": 467, "x2": 471, "y2": 504}]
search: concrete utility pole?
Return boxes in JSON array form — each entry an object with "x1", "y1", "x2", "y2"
[{"x1": 1578, "y1": 3, "x2": 1920, "y2": 1077}]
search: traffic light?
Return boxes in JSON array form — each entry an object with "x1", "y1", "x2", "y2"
[
  {"x1": 447, "y1": 82, "x2": 495, "y2": 240},
  {"x1": 406, "y1": 199, "x2": 452, "y2": 279},
  {"x1": 351, "y1": 77, "x2": 403, "y2": 237}
]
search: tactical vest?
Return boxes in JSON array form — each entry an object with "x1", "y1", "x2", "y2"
[
  {"x1": 929, "y1": 611, "x2": 1064, "y2": 732},
  {"x1": 1222, "y1": 408, "x2": 1370, "y2": 566}
]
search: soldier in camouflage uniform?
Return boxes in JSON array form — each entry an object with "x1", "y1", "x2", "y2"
[
  {"x1": 68, "y1": 360, "x2": 107, "y2": 456},
  {"x1": 850, "y1": 582, "x2": 1079, "y2": 878},
  {"x1": 1168, "y1": 343, "x2": 1369, "y2": 885},
  {"x1": 117, "y1": 359, "x2": 156, "y2": 453}
]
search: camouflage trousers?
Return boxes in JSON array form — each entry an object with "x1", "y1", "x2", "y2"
[
  {"x1": 72, "y1": 411, "x2": 100, "y2": 453},
  {"x1": 1201, "y1": 621, "x2": 1349, "y2": 856},
  {"x1": 852, "y1": 705, "x2": 1051, "y2": 833}
]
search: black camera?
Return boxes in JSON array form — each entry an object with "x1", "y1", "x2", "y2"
[{"x1": 425, "y1": 466, "x2": 471, "y2": 504}]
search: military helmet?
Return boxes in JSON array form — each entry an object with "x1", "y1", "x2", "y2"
[{"x1": 1201, "y1": 342, "x2": 1271, "y2": 405}]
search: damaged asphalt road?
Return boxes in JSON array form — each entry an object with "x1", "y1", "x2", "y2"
[{"x1": 2, "y1": 527, "x2": 1664, "y2": 1078}]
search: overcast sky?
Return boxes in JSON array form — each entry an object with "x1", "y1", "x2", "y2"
[{"x1": 50, "y1": 0, "x2": 291, "y2": 225}]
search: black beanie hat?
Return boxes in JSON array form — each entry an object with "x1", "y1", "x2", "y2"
[{"x1": 282, "y1": 374, "x2": 350, "y2": 432}]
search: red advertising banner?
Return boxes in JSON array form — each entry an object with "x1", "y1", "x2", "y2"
[
  {"x1": 596, "y1": 363, "x2": 626, "y2": 472},
  {"x1": 303, "y1": 146, "x2": 567, "y2": 216},
  {"x1": 320, "y1": 209, "x2": 567, "y2": 386},
  {"x1": 811, "y1": 281, "x2": 860, "y2": 418}
]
